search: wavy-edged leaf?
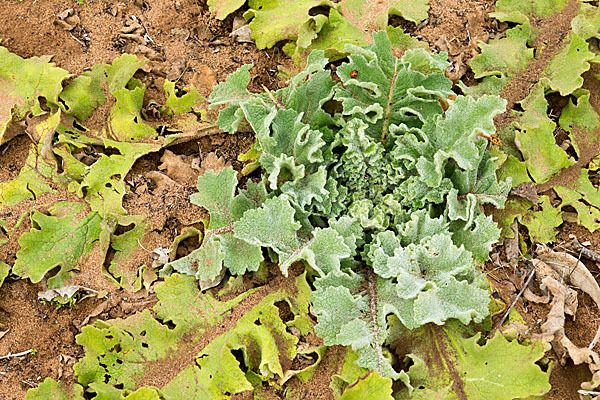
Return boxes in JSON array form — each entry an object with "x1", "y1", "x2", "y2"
[
  {"x1": 13, "y1": 202, "x2": 102, "y2": 287},
  {"x1": 335, "y1": 31, "x2": 453, "y2": 141},
  {"x1": 76, "y1": 140, "x2": 158, "y2": 216},
  {"x1": 73, "y1": 272, "x2": 312, "y2": 399},
  {"x1": 25, "y1": 378, "x2": 84, "y2": 400},
  {"x1": 0, "y1": 111, "x2": 61, "y2": 208},
  {"x1": 244, "y1": 0, "x2": 336, "y2": 49},
  {"x1": 59, "y1": 54, "x2": 147, "y2": 121},
  {"x1": 395, "y1": 324, "x2": 551, "y2": 399},
  {"x1": 339, "y1": 370, "x2": 393, "y2": 400},
  {"x1": 0, "y1": 47, "x2": 70, "y2": 144}
]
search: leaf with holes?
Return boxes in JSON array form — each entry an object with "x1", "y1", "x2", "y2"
[
  {"x1": 209, "y1": 31, "x2": 512, "y2": 381},
  {"x1": 59, "y1": 54, "x2": 147, "y2": 122},
  {"x1": 244, "y1": 0, "x2": 337, "y2": 49},
  {"x1": 71, "y1": 272, "x2": 314, "y2": 398},
  {"x1": 76, "y1": 139, "x2": 158, "y2": 217},
  {"x1": 0, "y1": 47, "x2": 70, "y2": 144},
  {"x1": 13, "y1": 202, "x2": 102, "y2": 288},
  {"x1": 394, "y1": 323, "x2": 551, "y2": 399},
  {"x1": 109, "y1": 85, "x2": 158, "y2": 141}
]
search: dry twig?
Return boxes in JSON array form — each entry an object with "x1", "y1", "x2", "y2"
[
  {"x1": 570, "y1": 237, "x2": 600, "y2": 263},
  {"x1": 490, "y1": 266, "x2": 536, "y2": 338},
  {"x1": 0, "y1": 349, "x2": 33, "y2": 360}
]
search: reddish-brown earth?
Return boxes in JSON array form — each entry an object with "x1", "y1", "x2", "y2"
[{"x1": 0, "y1": 0, "x2": 597, "y2": 399}]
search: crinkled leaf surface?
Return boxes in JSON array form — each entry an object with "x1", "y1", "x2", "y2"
[
  {"x1": 312, "y1": 263, "x2": 489, "y2": 379},
  {"x1": 169, "y1": 167, "x2": 264, "y2": 278},
  {"x1": 234, "y1": 196, "x2": 350, "y2": 275},
  {"x1": 208, "y1": 31, "x2": 511, "y2": 380},
  {"x1": 13, "y1": 202, "x2": 102, "y2": 288},
  {"x1": 335, "y1": 33, "x2": 453, "y2": 141}
]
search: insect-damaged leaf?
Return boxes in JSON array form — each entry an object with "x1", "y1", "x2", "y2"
[
  {"x1": 0, "y1": 47, "x2": 70, "y2": 145},
  {"x1": 71, "y1": 273, "x2": 313, "y2": 399},
  {"x1": 103, "y1": 214, "x2": 147, "y2": 290},
  {"x1": 0, "y1": 111, "x2": 61, "y2": 209},
  {"x1": 76, "y1": 139, "x2": 158, "y2": 217},
  {"x1": 74, "y1": 273, "x2": 253, "y2": 391},
  {"x1": 59, "y1": 54, "x2": 148, "y2": 122},
  {"x1": 244, "y1": 0, "x2": 337, "y2": 49},
  {"x1": 13, "y1": 202, "x2": 102, "y2": 288},
  {"x1": 162, "y1": 80, "x2": 205, "y2": 115},
  {"x1": 394, "y1": 324, "x2": 551, "y2": 399},
  {"x1": 109, "y1": 86, "x2": 158, "y2": 141}
]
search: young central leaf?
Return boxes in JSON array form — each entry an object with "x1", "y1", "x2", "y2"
[{"x1": 197, "y1": 31, "x2": 511, "y2": 382}]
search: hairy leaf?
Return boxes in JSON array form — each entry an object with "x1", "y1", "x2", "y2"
[{"x1": 208, "y1": 31, "x2": 510, "y2": 380}]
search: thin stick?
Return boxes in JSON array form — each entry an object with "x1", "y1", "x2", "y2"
[
  {"x1": 0, "y1": 349, "x2": 33, "y2": 360},
  {"x1": 578, "y1": 390, "x2": 600, "y2": 396},
  {"x1": 570, "y1": 237, "x2": 600, "y2": 263},
  {"x1": 68, "y1": 31, "x2": 86, "y2": 47},
  {"x1": 490, "y1": 267, "x2": 536, "y2": 337}
]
